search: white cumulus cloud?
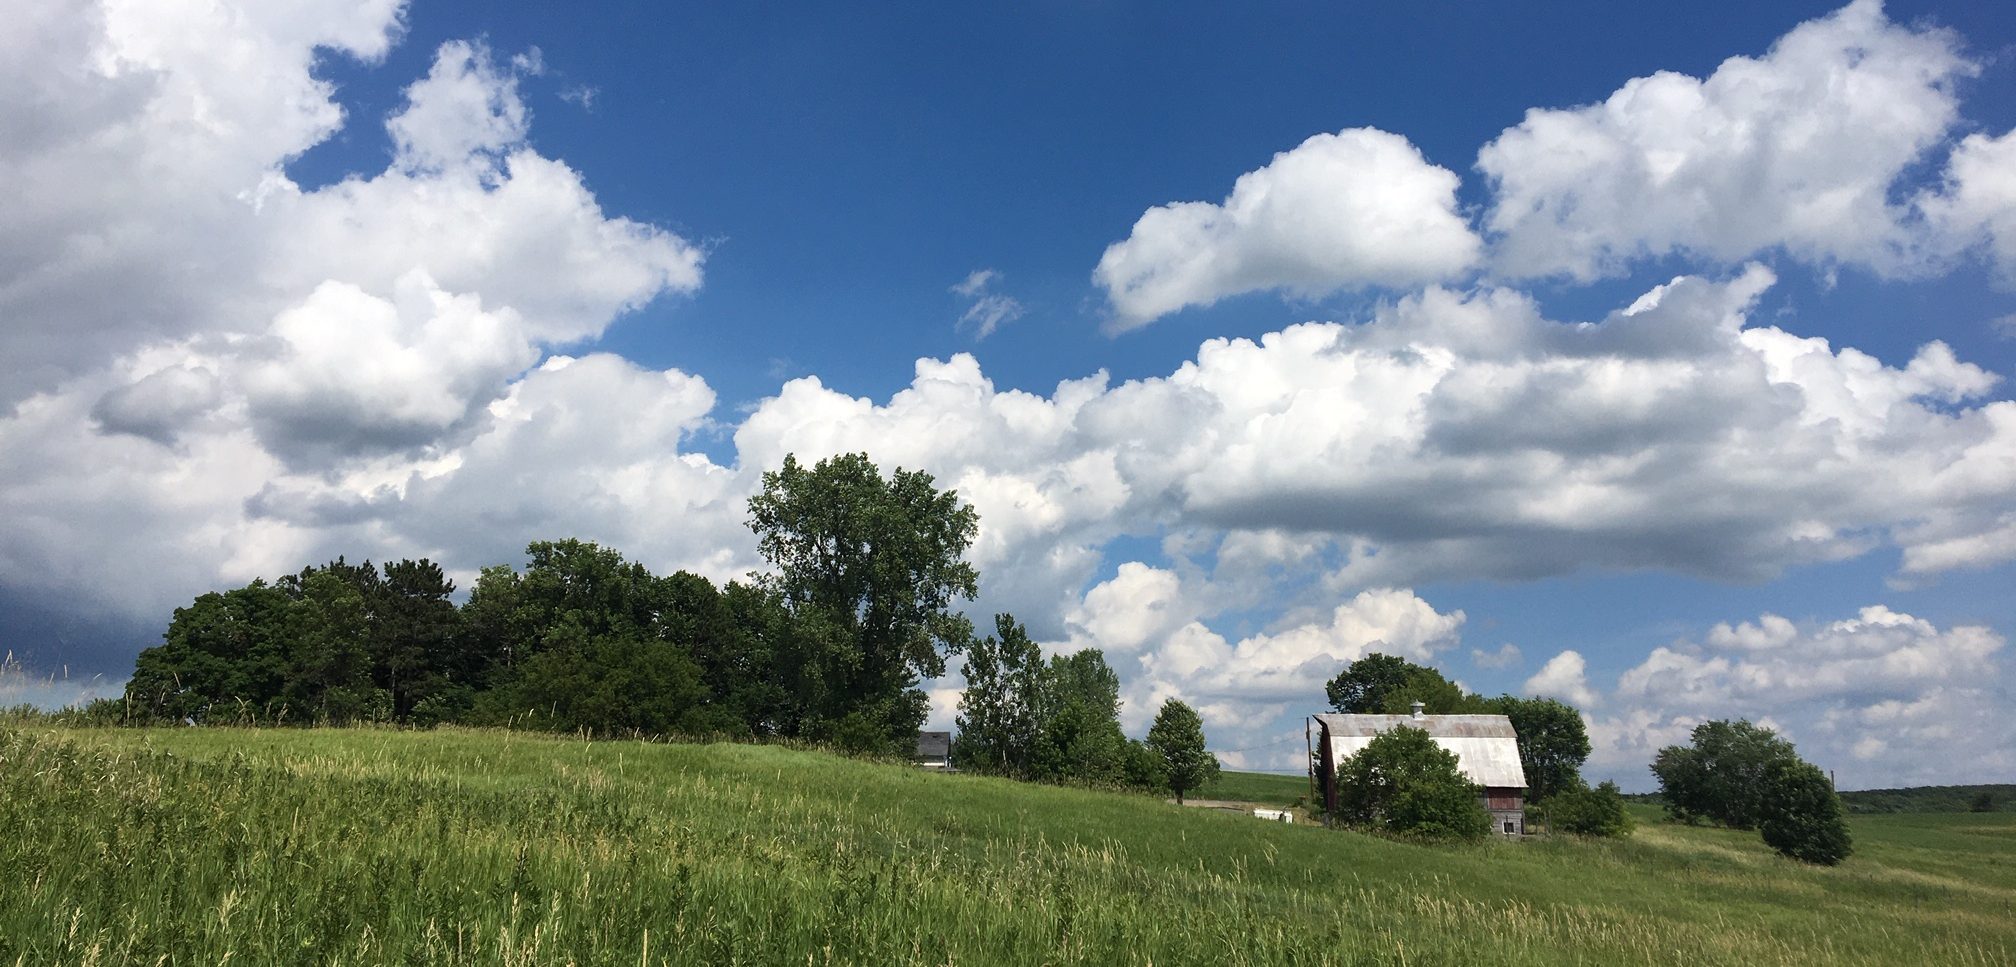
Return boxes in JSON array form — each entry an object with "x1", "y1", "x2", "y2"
[
  {"x1": 1095, "y1": 128, "x2": 1480, "y2": 330},
  {"x1": 1479, "y1": 0, "x2": 1974, "y2": 280},
  {"x1": 1588, "y1": 606, "x2": 2012, "y2": 788}
]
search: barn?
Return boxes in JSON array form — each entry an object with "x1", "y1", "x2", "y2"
[
  {"x1": 1310, "y1": 703, "x2": 1528, "y2": 835},
  {"x1": 913, "y1": 730, "x2": 952, "y2": 769}
]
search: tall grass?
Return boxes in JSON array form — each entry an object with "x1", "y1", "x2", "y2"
[{"x1": 3, "y1": 726, "x2": 2011, "y2": 965}]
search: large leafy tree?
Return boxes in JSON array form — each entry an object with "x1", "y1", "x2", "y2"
[
  {"x1": 1146, "y1": 698, "x2": 1218, "y2": 804},
  {"x1": 1486, "y1": 696, "x2": 1592, "y2": 803},
  {"x1": 470, "y1": 541, "x2": 724, "y2": 735},
  {"x1": 126, "y1": 580, "x2": 294, "y2": 721},
  {"x1": 664, "y1": 574, "x2": 790, "y2": 737},
  {"x1": 1325, "y1": 653, "x2": 1483, "y2": 715},
  {"x1": 1332, "y1": 726, "x2": 1491, "y2": 840},
  {"x1": 1032, "y1": 649, "x2": 1129, "y2": 783},
  {"x1": 1651, "y1": 719, "x2": 1799, "y2": 829},
  {"x1": 955, "y1": 614, "x2": 1045, "y2": 777},
  {"x1": 747, "y1": 452, "x2": 979, "y2": 749},
  {"x1": 1324, "y1": 653, "x2": 1416, "y2": 713},
  {"x1": 277, "y1": 569, "x2": 384, "y2": 724}
]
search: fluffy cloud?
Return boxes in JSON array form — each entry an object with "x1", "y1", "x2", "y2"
[
  {"x1": 1, "y1": 0, "x2": 403, "y2": 404},
  {"x1": 1479, "y1": 0, "x2": 1973, "y2": 280},
  {"x1": 0, "y1": 2, "x2": 706, "y2": 641},
  {"x1": 1095, "y1": 128, "x2": 1480, "y2": 329},
  {"x1": 0, "y1": 0, "x2": 699, "y2": 417},
  {"x1": 1920, "y1": 128, "x2": 2016, "y2": 282},
  {"x1": 1523, "y1": 651, "x2": 1598, "y2": 708},
  {"x1": 1583, "y1": 606, "x2": 2013, "y2": 788},
  {"x1": 15, "y1": 257, "x2": 2016, "y2": 658}
]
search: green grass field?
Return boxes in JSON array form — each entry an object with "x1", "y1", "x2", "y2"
[
  {"x1": 4, "y1": 726, "x2": 2012, "y2": 966},
  {"x1": 1194, "y1": 769, "x2": 1312, "y2": 807}
]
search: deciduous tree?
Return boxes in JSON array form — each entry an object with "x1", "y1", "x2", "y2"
[
  {"x1": 1651, "y1": 719, "x2": 1798, "y2": 829},
  {"x1": 1332, "y1": 725, "x2": 1491, "y2": 840},
  {"x1": 1486, "y1": 696, "x2": 1592, "y2": 803},
  {"x1": 1147, "y1": 699, "x2": 1218, "y2": 804},
  {"x1": 747, "y1": 452, "x2": 979, "y2": 750},
  {"x1": 955, "y1": 614, "x2": 1045, "y2": 777},
  {"x1": 1758, "y1": 759, "x2": 1852, "y2": 865}
]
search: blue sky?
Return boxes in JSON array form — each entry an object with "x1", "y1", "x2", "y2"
[{"x1": 4, "y1": 0, "x2": 2015, "y2": 788}]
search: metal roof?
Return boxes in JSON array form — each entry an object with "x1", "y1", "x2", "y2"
[
  {"x1": 1313, "y1": 713, "x2": 1527, "y2": 789},
  {"x1": 914, "y1": 731, "x2": 951, "y2": 758}
]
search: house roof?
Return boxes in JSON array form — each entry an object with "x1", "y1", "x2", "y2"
[
  {"x1": 914, "y1": 731, "x2": 951, "y2": 758},
  {"x1": 1313, "y1": 713, "x2": 1527, "y2": 789}
]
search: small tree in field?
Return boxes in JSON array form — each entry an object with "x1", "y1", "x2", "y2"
[
  {"x1": 1333, "y1": 726, "x2": 1490, "y2": 840},
  {"x1": 1146, "y1": 699, "x2": 1218, "y2": 804},
  {"x1": 1534, "y1": 780, "x2": 1632, "y2": 838},
  {"x1": 1758, "y1": 759, "x2": 1853, "y2": 865}
]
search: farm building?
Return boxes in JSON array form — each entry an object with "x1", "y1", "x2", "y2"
[
  {"x1": 1310, "y1": 703, "x2": 1528, "y2": 835},
  {"x1": 913, "y1": 730, "x2": 952, "y2": 769}
]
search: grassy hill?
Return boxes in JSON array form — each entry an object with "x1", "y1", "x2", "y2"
[
  {"x1": 3, "y1": 726, "x2": 2012, "y2": 965},
  {"x1": 1193, "y1": 769, "x2": 1311, "y2": 807}
]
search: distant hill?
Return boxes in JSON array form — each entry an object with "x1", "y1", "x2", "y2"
[
  {"x1": 1626, "y1": 784, "x2": 2014, "y2": 814},
  {"x1": 1837, "y1": 784, "x2": 2014, "y2": 814}
]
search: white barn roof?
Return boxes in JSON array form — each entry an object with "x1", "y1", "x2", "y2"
[{"x1": 1314, "y1": 713, "x2": 1528, "y2": 789}]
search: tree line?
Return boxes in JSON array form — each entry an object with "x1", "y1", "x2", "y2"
[
  {"x1": 117, "y1": 454, "x2": 982, "y2": 755},
  {"x1": 109, "y1": 452, "x2": 1219, "y2": 802},
  {"x1": 99, "y1": 449, "x2": 1854, "y2": 857}
]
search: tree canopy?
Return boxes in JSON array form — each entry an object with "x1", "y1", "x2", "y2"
[
  {"x1": 1653, "y1": 718, "x2": 1852, "y2": 864},
  {"x1": 1484, "y1": 696, "x2": 1591, "y2": 803},
  {"x1": 954, "y1": 614, "x2": 1045, "y2": 777},
  {"x1": 1758, "y1": 759, "x2": 1853, "y2": 865},
  {"x1": 1651, "y1": 719, "x2": 1798, "y2": 830},
  {"x1": 954, "y1": 620, "x2": 1166, "y2": 791}
]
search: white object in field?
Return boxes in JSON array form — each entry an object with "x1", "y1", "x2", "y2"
[{"x1": 1253, "y1": 808, "x2": 1293, "y2": 823}]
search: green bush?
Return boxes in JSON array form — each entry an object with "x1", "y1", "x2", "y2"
[
  {"x1": 1536, "y1": 780, "x2": 1632, "y2": 837},
  {"x1": 1332, "y1": 726, "x2": 1490, "y2": 841},
  {"x1": 1759, "y1": 759, "x2": 1853, "y2": 865}
]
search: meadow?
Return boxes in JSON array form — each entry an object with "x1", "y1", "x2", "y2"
[{"x1": 2, "y1": 725, "x2": 2012, "y2": 966}]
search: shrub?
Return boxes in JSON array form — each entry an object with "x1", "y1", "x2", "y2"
[
  {"x1": 1758, "y1": 759, "x2": 1853, "y2": 865},
  {"x1": 1535, "y1": 780, "x2": 1632, "y2": 837}
]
